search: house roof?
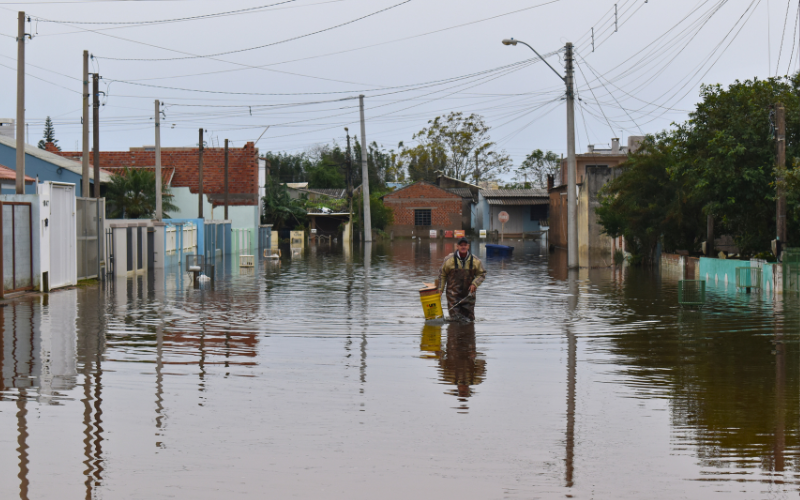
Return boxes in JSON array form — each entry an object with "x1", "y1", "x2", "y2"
[
  {"x1": 0, "y1": 134, "x2": 113, "y2": 183},
  {"x1": 0, "y1": 164, "x2": 34, "y2": 183},
  {"x1": 285, "y1": 182, "x2": 308, "y2": 189},
  {"x1": 435, "y1": 174, "x2": 480, "y2": 189},
  {"x1": 302, "y1": 188, "x2": 346, "y2": 199},
  {"x1": 382, "y1": 181, "x2": 459, "y2": 199},
  {"x1": 444, "y1": 187, "x2": 475, "y2": 200},
  {"x1": 487, "y1": 198, "x2": 549, "y2": 206},
  {"x1": 481, "y1": 188, "x2": 548, "y2": 197}
]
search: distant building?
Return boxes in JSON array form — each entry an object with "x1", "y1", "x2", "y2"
[
  {"x1": 0, "y1": 164, "x2": 34, "y2": 192},
  {"x1": 435, "y1": 174, "x2": 479, "y2": 231},
  {"x1": 550, "y1": 136, "x2": 641, "y2": 266},
  {"x1": 56, "y1": 143, "x2": 260, "y2": 230},
  {"x1": 473, "y1": 189, "x2": 549, "y2": 237},
  {"x1": 382, "y1": 181, "x2": 462, "y2": 237}
]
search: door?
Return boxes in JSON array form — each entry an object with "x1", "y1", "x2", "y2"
[
  {"x1": 1, "y1": 203, "x2": 33, "y2": 294},
  {"x1": 147, "y1": 229, "x2": 155, "y2": 270},
  {"x1": 49, "y1": 185, "x2": 77, "y2": 289}
]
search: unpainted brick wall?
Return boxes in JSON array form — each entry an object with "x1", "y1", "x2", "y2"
[
  {"x1": 57, "y1": 143, "x2": 259, "y2": 206},
  {"x1": 384, "y1": 182, "x2": 462, "y2": 226}
]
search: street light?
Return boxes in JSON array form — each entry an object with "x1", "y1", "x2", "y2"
[{"x1": 503, "y1": 38, "x2": 578, "y2": 269}]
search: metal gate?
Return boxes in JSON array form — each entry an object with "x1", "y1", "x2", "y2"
[
  {"x1": 50, "y1": 185, "x2": 77, "y2": 289},
  {"x1": 1, "y1": 202, "x2": 33, "y2": 296},
  {"x1": 76, "y1": 197, "x2": 103, "y2": 280}
]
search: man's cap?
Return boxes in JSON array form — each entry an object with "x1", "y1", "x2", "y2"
[{"x1": 457, "y1": 237, "x2": 470, "y2": 245}]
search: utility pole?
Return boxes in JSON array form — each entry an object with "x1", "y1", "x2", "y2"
[
  {"x1": 565, "y1": 42, "x2": 578, "y2": 269},
  {"x1": 15, "y1": 11, "x2": 25, "y2": 194},
  {"x1": 359, "y1": 95, "x2": 372, "y2": 242},
  {"x1": 706, "y1": 214, "x2": 714, "y2": 257},
  {"x1": 92, "y1": 73, "x2": 100, "y2": 198},
  {"x1": 198, "y1": 128, "x2": 204, "y2": 219},
  {"x1": 224, "y1": 138, "x2": 229, "y2": 220},
  {"x1": 776, "y1": 102, "x2": 787, "y2": 257},
  {"x1": 82, "y1": 51, "x2": 90, "y2": 197},
  {"x1": 345, "y1": 127, "x2": 353, "y2": 244},
  {"x1": 154, "y1": 100, "x2": 162, "y2": 221}
]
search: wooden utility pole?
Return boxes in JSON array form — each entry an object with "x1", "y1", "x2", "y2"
[
  {"x1": 154, "y1": 100, "x2": 162, "y2": 221},
  {"x1": 776, "y1": 103, "x2": 787, "y2": 250},
  {"x1": 92, "y1": 73, "x2": 100, "y2": 198},
  {"x1": 224, "y1": 138, "x2": 229, "y2": 220},
  {"x1": 198, "y1": 128, "x2": 204, "y2": 219},
  {"x1": 359, "y1": 95, "x2": 372, "y2": 242},
  {"x1": 706, "y1": 214, "x2": 714, "y2": 257},
  {"x1": 82, "y1": 51, "x2": 90, "y2": 197},
  {"x1": 15, "y1": 12, "x2": 25, "y2": 194}
]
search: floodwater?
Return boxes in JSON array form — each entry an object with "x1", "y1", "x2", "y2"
[{"x1": 1, "y1": 240, "x2": 799, "y2": 499}]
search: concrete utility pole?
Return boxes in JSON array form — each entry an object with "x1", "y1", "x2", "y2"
[
  {"x1": 154, "y1": 100, "x2": 162, "y2": 221},
  {"x1": 92, "y1": 73, "x2": 100, "y2": 198},
  {"x1": 82, "y1": 51, "x2": 90, "y2": 197},
  {"x1": 224, "y1": 138, "x2": 229, "y2": 220},
  {"x1": 198, "y1": 128, "x2": 204, "y2": 219},
  {"x1": 345, "y1": 127, "x2": 353, "y2": 244},
  {"x1": 15, "y1": 11, "x2": 25, "y2": 194},
  {"x1": 776, "y1": 102, "x2": 787, "y2": 250},
  {"x1": 565, "y1": 43, "x2": 578, "y2": 269},
  {"x1": 359, "y1": 95, "x2": 372, "y2": 242}
]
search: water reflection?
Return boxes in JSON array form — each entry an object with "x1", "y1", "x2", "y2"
[
  {"x1": 438, "y1": 322, "x2": 485, "y2": 412},
  {"x1": 3, "y1": 241, "x2": 800, "y2": 497}
]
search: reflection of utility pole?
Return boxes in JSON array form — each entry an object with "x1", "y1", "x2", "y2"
[
  {"x1": 773, "y1": 300, "x2": 785, "y2": 472},
  {"x1": 16, "y1": 388, "x2": 30, "y2": 500},
  {"x1": 565, "y1": 273, "x2": 578, "y2": 488}
]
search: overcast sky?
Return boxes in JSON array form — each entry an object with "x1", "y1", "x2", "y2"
[{"x1": 0, "y1": 0, "x2": 793, "y2": 180}]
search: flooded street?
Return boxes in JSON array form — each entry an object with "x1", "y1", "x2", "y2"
[{"x1": 1, "y1": 240, "x2": 799, "y2": 499}]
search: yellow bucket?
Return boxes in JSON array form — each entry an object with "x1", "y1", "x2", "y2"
[{"x1": 419, "y1": 285, "x2": 444, "y2": 321}]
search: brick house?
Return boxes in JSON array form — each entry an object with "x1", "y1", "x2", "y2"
[
  {"x1": 382, "y1": 181, "x2": 463, "y2": 237},
  {"x1": 56, "y1": 143, "x2": 259, "y2": 208}
]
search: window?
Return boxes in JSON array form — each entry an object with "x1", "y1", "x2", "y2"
[
  {"x1": 530, "y1": 205, "x2": 549, "y2": 221},
  {"x1": 414, "y1": 209, "x2": 432, "y2": 226}
]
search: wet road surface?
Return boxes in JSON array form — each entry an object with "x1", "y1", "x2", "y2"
[{"x1": 1, "y1": 240, "x2": 799, "y2": 499}]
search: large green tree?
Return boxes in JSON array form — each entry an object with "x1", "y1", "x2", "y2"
[
  {"x1": 515, "y1": 149, "x2": 560, "y2": 188},
  {"x1": 400, "y1": 112, "x2": 511, "y2": 184},
  {"x1": 105, "y1": 167, "x2": 178, "y2": 219},
  {"x1": 597, "y1": 75, "x2": 800, "y2": 262},
  {"x1": 261, "y1": 177, "x2": 307, "y2": 231}
]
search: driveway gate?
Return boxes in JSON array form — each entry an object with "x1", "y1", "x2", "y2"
[
  {"x1": 76, "y1": 197, "x2": 104, "y2": 280},
  {"x1": 1, "y1": 201, "x2": 33, "y2": 296}
]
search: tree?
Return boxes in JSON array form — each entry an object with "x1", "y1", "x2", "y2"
[
  {"x1": 37, "y1": 116, "x2": 60, "y2": 151},
  {"x1": 515, "y1": 149, "x2": 560, "y2": 188},
  {"x1": 596, "y1": 135, "x2": 704, "y2": 265},
  {"x1": 261, "y1": 177, "x2": 307, "y2": 231},
  {"x1": 401, "y1": 112, "x2": 511, "y2": 183},
  {"x1": 105, "y1": 167, "x2": 178, "y2": 219}
]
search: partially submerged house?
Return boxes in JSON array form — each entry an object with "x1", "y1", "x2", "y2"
[
  {"x1": 474, "y1": 189, "x2": 549, "y2": 237},
  {"x1": 549, "y1": 137, "x2": 642, "y2": 267},
  {"x1": 382, "y1": 181, "x2": 463, "y2": 237}
]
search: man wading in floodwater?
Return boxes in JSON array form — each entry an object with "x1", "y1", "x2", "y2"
[{"x1": 438, "y1": 237, "x2": 487, "y2": 322}]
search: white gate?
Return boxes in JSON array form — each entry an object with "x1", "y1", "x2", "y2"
[{"x1": 49, "y1": 184, "x2": 77, "y2": 288}]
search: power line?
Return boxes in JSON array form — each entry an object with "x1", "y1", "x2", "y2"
[{"x1": 96, "y1": 0, "x2": 412, "y2": 62}]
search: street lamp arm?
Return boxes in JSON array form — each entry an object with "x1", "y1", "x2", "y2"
[{"x1": 505, "y1": 38, "x2": 565, "y2": 82}]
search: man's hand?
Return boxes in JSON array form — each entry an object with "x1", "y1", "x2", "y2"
[{"x1": 469, "y1": 284, "x2": 477, "y2": 294}]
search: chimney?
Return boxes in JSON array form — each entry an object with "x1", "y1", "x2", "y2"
[
  {"x1": 611, "y1": 138, "x2": 620, "y2": 154},
  {"x1": 547, "y1": 174, "x2": 554, "y2": 191},
  {"x1": 587, "y1": 144, "x2": 595, "y2": 153}
]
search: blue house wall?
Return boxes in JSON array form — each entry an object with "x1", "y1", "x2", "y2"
[{"x1": 0, "y1": 142, "x2": 93, "y2": 196}]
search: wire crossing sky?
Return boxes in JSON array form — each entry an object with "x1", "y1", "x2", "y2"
[{"x1": 0, "y1": 0, "x2": 795, "y2": 177}]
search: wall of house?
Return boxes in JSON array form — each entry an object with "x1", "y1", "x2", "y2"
[
  {"x1": 578, "y1": 165, "x2": 622, "y2": 268},
  {"x1": 0, "y1": 143, "x2": 89, "y2": 196},
  {"x1": 383, "y1": 182, "x2": 462, "y2": 237},
  {"x1": 170, "y1": 186, "x2": 258, "y2": 230},
  {"x1": 548, "y1": 186, "x2": 568, "y2": 249}
]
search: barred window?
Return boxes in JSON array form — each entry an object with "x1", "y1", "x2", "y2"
[{"x1": 414, "y1": 209, "x2": 431, "y2": 226}]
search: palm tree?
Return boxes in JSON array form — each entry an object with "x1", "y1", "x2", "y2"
[
  {"x1": 261, "y1": 177, "x2": 306, "y2": 230},
  {"x1": 105, "y1": 167, "x2": 179, "y2": 219}
]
